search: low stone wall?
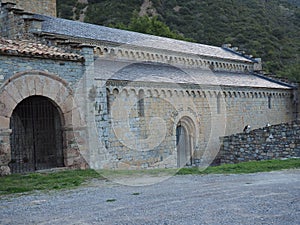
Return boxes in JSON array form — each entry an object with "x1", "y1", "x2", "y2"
[{"x1": 218, "y1": 121, "x2": 300, "y2": 164}]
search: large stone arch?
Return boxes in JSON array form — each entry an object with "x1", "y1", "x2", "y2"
[
  {"x1": 10, "y1": 96, "x2": 64, "y2": 173},
  {"x1": 0, "y1": 70, "x2": 88, "y2": 175}
]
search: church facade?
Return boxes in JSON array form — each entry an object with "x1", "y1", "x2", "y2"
[{"x1": 0, "y1": 0, "x2": 296, "y2": 175}]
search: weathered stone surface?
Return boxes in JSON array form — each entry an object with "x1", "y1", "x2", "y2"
[
  {"x1": 0, "y1": 1, "x2": 297, "y2": 174},
  {"x1": 0, "y1": 90, "x2": 17, "y2": 117},
  {"x1": 0, "y1": 116, "x2": 9, "y2": 129},
  {"x1": 0, "y1": 166, "x2": 11, "y2": 176},
  {"x1": 219, "y1": 121, "x2": 300, "y2": 164},
  {"x1": 2, "y1": 0, "x2": 56, "y2": 17}
]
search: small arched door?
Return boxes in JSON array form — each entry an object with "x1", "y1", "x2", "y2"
[
  {"x1": 9, "y1": 96, "x2": 64, "y2": 173},
  {"x1": 176, "y1": 124, "x2": 193, "y2": 167},
  {"x1": 176, "y1": 117, "x2": 196, "y2": 168}
]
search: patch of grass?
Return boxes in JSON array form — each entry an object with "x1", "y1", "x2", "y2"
[
  {"x1": 0, "y1": 169, "x2": 102, "y2": 196},
  {"x1": 106, "y1": 199, "x2": 116, "y2": 202},
  {"x1": 1, "y1": 159, "x2": 299, "y2": 196},
  {"x1": 132, "y1": 192, "x2": 140, "y2": 195},
  {"x1": 98, "y1": 168, "x2": 177, "y2": 178},
  {"x1": 176, "y1": 158, "x2": 300, "y2": 175}
]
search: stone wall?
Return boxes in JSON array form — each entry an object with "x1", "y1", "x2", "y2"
[
  {"x1": 223, "y1": 89, "x2": 294, "y2": 134},
  {"x1": 0, "y1": 55, "x2": 83, "y2": 87},
  {"x1": 0, "y1": 0, "x2": 296, "y2": 172},
  {"x1": 91, "y1": 67, "x2": 294, "y2": 169},
  {"x1": 0, "y1": 1, "x2": 57, "y2": 40},
  {"x1": 1, "y1": 0, "x2": 56, "y2": 17},
  {"x1": 0, "y1": 47, "x2": 90, "y2": 175},
  {"x1": 218, "y1": 121, "x2": 300, "y2": 164}
]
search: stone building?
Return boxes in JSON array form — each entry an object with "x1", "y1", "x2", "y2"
[{"x1": 0, "y1": 0, "x2": 296, "y2": 175}]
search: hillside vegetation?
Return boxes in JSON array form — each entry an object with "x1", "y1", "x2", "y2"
[{"x1": 57, "y1": 0, "x2": 300, "y2": 81}]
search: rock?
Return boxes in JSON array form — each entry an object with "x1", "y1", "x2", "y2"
[{"x1": 0, "y1": 166, "x2": 11, "y2": 176}]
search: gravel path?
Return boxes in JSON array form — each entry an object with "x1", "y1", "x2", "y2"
[{"x1": 0, "y1": 169, "x2": 299, "y2": 225}]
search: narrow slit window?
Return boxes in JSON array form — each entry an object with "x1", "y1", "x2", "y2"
[
  {"x1": 268, "y1": 95, "x2": 272, "y2": 109},
  {"x1": 138, "y1": 90, "x2": 145, "y2": 117},
  {"x1": 106, "y1": 88, "x2": 110, "y2": 113},
  {"x1": 217, "y1": 93, "x2": 221, "y2": 114}
]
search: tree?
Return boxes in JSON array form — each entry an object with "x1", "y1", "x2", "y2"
[{"x1": 111, "y1": 12, "x2": 194, "y2": 41}]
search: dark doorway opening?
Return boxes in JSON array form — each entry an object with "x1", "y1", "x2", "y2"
[
  {"x1": 176, "y1": 125, "x2": 192, "y2": 167},
  {"x1": 9, "y1": 96, "x2": 64, "y2": 173}
]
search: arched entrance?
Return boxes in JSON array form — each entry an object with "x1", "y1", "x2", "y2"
[
  {"x1": 9, "y1": 96, "x2": 64, "y2": 173},
  {"x1": 176, "y1": 117, "x2": 196, "y2": 168}
]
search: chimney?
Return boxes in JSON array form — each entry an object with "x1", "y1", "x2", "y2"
[{"x1": 1, "y1": 0, "x2": 56, "y2": 17}]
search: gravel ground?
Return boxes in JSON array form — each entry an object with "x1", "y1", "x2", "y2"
[{"x1": 0, "y1": 169, "x2": 299, "y2": 225}]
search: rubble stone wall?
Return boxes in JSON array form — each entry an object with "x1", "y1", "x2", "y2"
[{"x1": 219, "y1": 121, "x2": 300, "y2": 164}]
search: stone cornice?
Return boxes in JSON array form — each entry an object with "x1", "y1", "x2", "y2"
[
  {"x1": 39, "y1": 33, "x2": 254, "y2": 73},
  {"x1": 94, "y1": 44, "x2": 254, "y2": 73},
  {"x1": 105, "y1": 79, "x2": 292, "y2": 99}
]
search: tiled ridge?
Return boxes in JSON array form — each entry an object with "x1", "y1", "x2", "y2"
[{"x1": 0, "y1": 38, "x2": 84, "y2": 61}]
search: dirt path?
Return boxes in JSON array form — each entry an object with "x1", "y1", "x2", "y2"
[{"x1": 1, "y1": 169, "x2": 299, "y2": 225}]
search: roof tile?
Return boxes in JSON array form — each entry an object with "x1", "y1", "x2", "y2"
[
  {"x1": 34, "y1": 15, "x2": 253, "y2": 63},
  {"x1": 0, "y1": 38, "x2": 84, "y2": 61},
  {"x1": 100, "y1": 61, "x2": 292, "y2": 89}
]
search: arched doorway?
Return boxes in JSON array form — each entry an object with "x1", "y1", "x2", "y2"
[
  {"x1": 9, "y1": 96, "x2": 64, "y2": 173},
  {"x1": 176, "y1": 117, "x2": 196, "y2": 168}
]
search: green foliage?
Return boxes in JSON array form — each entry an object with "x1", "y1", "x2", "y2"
[
  {"x1": 176, "y1": 158, "x2": 300, "y2": 175},
  {"x1": 155, "y1": 0, "x2": 300, "y2": 78},
  {"x1": 111, "y1": 12, "x2": 193, "y2": 41},
  {"x1": 57, "y1": 0, "x2": 300, "y2": 80},
  {"x1": 57, "y1": 0, "x2": 87, "y2": 20},
  {"x1": 0, "y1": 169, "x2": 102, "y2": 196},
  {"x1": 84, "y1": 0, "x2": 143, "y2": 26},
  {"x1": 287, "y1": 0, "x2": 300, "y2": 6},
  {"x1": 277, "y1": 63, "x2": 300, "y2": 82}
]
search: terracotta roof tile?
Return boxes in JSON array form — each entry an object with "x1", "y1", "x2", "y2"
[{"x1": 0, "y1": 38, "x2": 84, "y2": 61}]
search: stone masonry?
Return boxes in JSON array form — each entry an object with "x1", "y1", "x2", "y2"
[
  {"x1": 0, "y1": 0, "x2": 297, "y2": 175},
  {"x1": 0, "y1": 38, "x2": 92, "y2": 175},
  {"x1": 99, "y1": 79, "x2": 294, "y2": 169},
  {"x1": 1, "y1": 0, "x2": 56, "y2": 17},
  {"x1": 218, "y1": 121, "x2": 300, "y2": 164}
]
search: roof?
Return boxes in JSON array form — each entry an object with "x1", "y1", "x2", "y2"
[
  {"x1": 0, "y1": 38, "x2": 84, "y2": 61},
  {"x1": 34, "y1": 15, "x2": 253, "y2": 63},
  {"x1": 104, "y1": 62, "x2": 292, "y2": 89}
]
